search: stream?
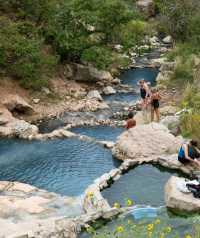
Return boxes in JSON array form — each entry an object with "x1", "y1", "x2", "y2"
[{"x1": 0, "y1": 66, "x2": 198, "y2": 236}]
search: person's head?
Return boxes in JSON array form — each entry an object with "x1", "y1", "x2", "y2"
[
  {"x1": 139, "y1": 79, "x2": 145, "y2": 86},
  {"x1": 190, "y1": 140, "x2": 198, "y2": 147},
  {"x1": 151, "y1": 88, "x2": 158, "y2": 94},
  {"x1": 128, "y1": 111, "x2": 134, "y2": 119}
]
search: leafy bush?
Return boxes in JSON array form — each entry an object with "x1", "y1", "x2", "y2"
[
  {"x1": 155, "y1": 0, "x2": 200, "y2": 43},
  {"x1": 0, "y1": 17, "x2": 57, "y2": 89}
]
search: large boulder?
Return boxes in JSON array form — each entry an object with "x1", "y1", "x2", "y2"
[
  {"x1": 103, "y1": 86, "x2": 116, "y2": 95},
  {"x1": 165, "y1": 176, "x2": 200, "y2": 213},
  {"x1": 160, "y1": 115, "x2": 180, "y2": 135},
  {"x1": 87, "y1": 90, "x2": 103, "y2": 101},
  {"x1": 163, "y1": 35, "x2": 173, "y2": 44},
  {"x1": 136, "y1": 0, "x2": 155, "y2": 18},
  {"x1": 113, "y1": 123, "x2": 182, "y2": 161},
  {"x1": 0, "y1": 105, "x2": 38, "y2": 138},
  {"x1": 73, "y1": 64, "x2": 113, "y2": 83},
  {"x1": 2, "y1": 94, "x2": 34, "y2": 114}
]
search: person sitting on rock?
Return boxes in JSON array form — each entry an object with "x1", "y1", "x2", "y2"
[
  {"x1": 125, "y1": 111, "x2": 136, "y2": 130},
  {"x1": 150, "y1": 88, "x2": 161, "y2": 122},
  {"x1": 138, "y1": 79, "x2": 151, "y2": 109},
  {"x1": 178, "y1": 140, "x2": 200, "y2": 167}
]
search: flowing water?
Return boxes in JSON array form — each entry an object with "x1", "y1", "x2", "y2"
[{"x1": 104, "y1": 68, "x2": 158, "y2": 103}]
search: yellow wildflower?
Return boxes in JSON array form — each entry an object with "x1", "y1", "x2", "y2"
[
  {"x1": 113, "y1": 202, "x2": 120, "y2": 209},
  {"x1": 155, "y1": 219, "x2": 161, "y2": 225},
  {"x1": 148, "y1": 231, "x2": 153, "y2": 237},
  {"x1": 164, "y1": 226, "x2": 172, "y2": 233},
  {"x1": 126, "y1": 199, "x2": 134, "y2": 207},
  {"x1": 116, "y1": 225, "x2": 124, "y2": 233},
  {"x1": 159, "y1": 233, "x2": 165, "y2": 238},
  {"x1": 87, "y1": 191, "x2": 94, "y2": 198},
  {"x1": 147, "y1": 224, "x2": 154, "y2": 232},
  {"x1": 185, "y1": 235, "x2": 192, "y2": 238}
]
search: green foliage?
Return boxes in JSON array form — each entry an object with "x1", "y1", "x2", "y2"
[
  {"x1": 0, "y1": 16, "x2": 57, "y2": 89},
  {"x1": 44, "y1": 0, "x2": 144, "y2": 67},
  {"x1": 117, "y1": 20, "x2": 149, "y2": 50},
  {"x1": 180, "y1": 85, "x2": 200, "y2": 141},
  {"x1": 86, "y1": 218, "x2": 199, "y2": 238},
  {"x1": 0, "y1": 0, "x2": 150, "y2": 89},
  {"x1": 81, "y1": 46, "x2": 114, "y2": 70},
  {"x1": 155, "y1": 0, "x2": 200, "y2": 44}
]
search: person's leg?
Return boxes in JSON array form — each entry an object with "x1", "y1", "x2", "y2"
[
  {"x1": 151, "y1": 107, "x2": 154, "y2": 121},
  {"x1": 155, "y1": 108, "x2": 160, "y2": 122}
]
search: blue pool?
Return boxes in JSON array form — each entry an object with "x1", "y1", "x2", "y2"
[
  {"x1": 71, "y1": 125, "x2": 124, "y2": 142},
  {"x1": 0, "y1": 138, "x2": 119, "y2": 196}
]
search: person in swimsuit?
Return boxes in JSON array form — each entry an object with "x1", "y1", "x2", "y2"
[
  {"x1": 138, "y1": 80, "x2": 150, "y2": 109},
  {"x1": 178, "y1": 140, "x2": 200, "y2": 168},
  {"x1": 125, "y1": 111, "x2": 136, "y2": 130},
  {"x1": 150, "y1": 88, "x2": 161, "y2": 122}
]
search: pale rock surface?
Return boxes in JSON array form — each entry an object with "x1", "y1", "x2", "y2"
[
  {"x1": 87, "y1": 90, "x2": 103, "y2": 101},
  {"x1": 113, "y1": 123, "x2": 182, "y2": 161},
  {"x1": 160, "y1": 106, "x2": 177, "y2": 116},
  {"x1": 163, "y1": 35, "x2": 173, "y2": 44},
  {"x1": 165, "y1": 176, "x2": 200, "y2": 213},
  {"x1": 103, "y1": 86, "x2": 116, "y2": 95},
  {"x1": 2, "y1": 94, "x2": 34, "y2": 114},
  {"x1": 74, "y1": 64, "x2": 113, "y2": 83},
  {"x1": 136, "y1": 0, "x2": 155, "y2": 17}
]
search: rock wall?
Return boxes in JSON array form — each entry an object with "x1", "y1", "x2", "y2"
[
  {"x1": 113, "y1": 123, "x2": 182, "y2": 161},
  {"x1": 165, "y1": 176, "x2": 200, "y2": 214}
]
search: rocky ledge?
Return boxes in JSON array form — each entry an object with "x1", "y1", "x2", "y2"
[
  {"x1": 112, "y1": 123, "x2": 182, "y2": 161},
  {"x1": 165, "y1": 176, "x2": 200, "y2": 214},
  {"x1": 0, "y1": 181, "x2": 83, "y2": 237}
]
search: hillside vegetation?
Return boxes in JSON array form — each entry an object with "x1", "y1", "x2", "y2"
[
  {"x1": 155, "y1": 0, "x2": 200, "y2": 141},
  {"x1": 0, "y1": 0, "x2": 151, "y2": 90}
]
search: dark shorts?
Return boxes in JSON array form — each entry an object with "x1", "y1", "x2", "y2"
[
  {"x1": 178, "y1": 156, "x2": 191, "y2": 164},
  {"x1": 151, "y1": 100, "x2": 159, "y2": 109}
]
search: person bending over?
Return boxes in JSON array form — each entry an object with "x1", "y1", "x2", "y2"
[
  {"x1": 151, "y1": 88, "x2": 161, "y2": 122},
  {"x1": 126, "y1": 111, "x2": 136, "y2": 130},
  {"x1": 178, "y1": 140, "x2": 200, "y2": 167}
]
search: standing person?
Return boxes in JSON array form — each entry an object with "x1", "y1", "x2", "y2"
[
  {"x1": 151, "y1": 88, "x2": 161, "y2": 122},
  {"x1": 125, "y1": 111, "x2": 136, "y2": 130},
  {"x1": 138, "y1": 80, "x2": 151, "y2": 109},
  {"x1": 178, "y1": 140, "x2": 200, "y2": 168}
]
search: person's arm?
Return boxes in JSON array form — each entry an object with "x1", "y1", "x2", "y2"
[
  {"x1": 157, "y1": 93, "x2": 161, "y2": 100},
  {"x1": 183, "y1": 144, "x2": 199, "y2": 165},
  {"x1": 144, "y1": 84, "x2": 151, "y2": 98}
]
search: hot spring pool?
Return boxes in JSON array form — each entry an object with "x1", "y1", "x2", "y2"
[
  {"x1": 71, "y1": 125, "x2": 124, "y2": 142},
  {"x1": 0, "y1": 138, "x2": 120, "y2": 196},
  {"x1": 102, "y1": 164, "x2": 182, "y2": 207}
]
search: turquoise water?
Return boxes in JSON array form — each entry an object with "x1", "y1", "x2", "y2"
[
  {"x1": 104, "y1": 68, "x2": 158, "y2": 102},
  {"x1": 102, "y1": 164, "x2": 181, "y2": 207},
  {"x1": 0, "y1": 138, "x2": 118, "y2": 196},
  {"x1": 71, "y1": 125, "x2": 124, "y2": 141}
]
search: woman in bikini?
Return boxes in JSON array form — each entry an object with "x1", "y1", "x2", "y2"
[
  {"x1": 139, "y1": 80, "x2": 151, "y2": 109},
  {"x1": 150, "y1": 88, "x2": 161, "y2": 122}
]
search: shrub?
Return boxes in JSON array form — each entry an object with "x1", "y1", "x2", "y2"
[
  {"x1": 81, "y1": 46, "x2": 114, "y2": 70},
  {"x1": 0, "y1": 16, "x2": 57, "y2": 89}
]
